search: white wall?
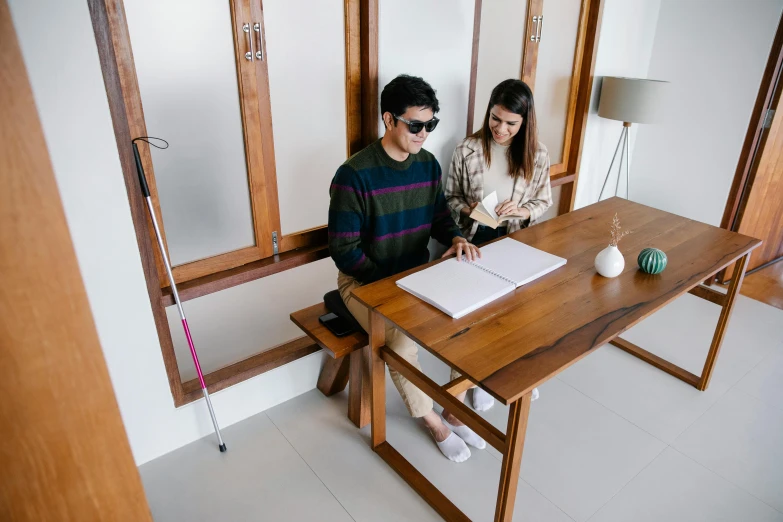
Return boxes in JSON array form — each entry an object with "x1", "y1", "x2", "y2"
[
  {"x1": 630, "y1": 0, "x2": 782, "y2": 225},
  {"x1": 576, "y1": 0, "x2": 782, "y2": 227},
  {"x1": 574, "y1": 0, "x2": 662, "y2": 209},
  {"x1": 8, "y1": 0, "x2": 331, "y2": 466}
]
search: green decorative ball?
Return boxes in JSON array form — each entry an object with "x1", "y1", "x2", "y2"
[{"x1": 638, "y1": 248, "x2": 667, "y2": 274}]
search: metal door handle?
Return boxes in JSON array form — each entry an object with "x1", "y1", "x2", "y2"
[
  {"x1": 254, "y1": 23, "x2": 263, "y2": 60},
  {"x1": 537, "y1": 15, "x2": 544, "y2": 42},
  {"x1": 243, "y1": 23, "x2": 253, "y2": 61},
  {"x1": 530, "y1": 16, "x2": 539, "y2": 41}
]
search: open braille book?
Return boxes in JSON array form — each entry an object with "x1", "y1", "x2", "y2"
[{"x1": 396, "y1": 237, "x2": 567, "y2": 319}]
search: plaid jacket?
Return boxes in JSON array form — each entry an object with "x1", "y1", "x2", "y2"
[{"x1": 445, "y1": 136, "x2": 552, "y2": 240}]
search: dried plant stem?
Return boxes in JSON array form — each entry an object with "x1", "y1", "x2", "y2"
[{"x1": 609, "y1": 213, "x2": 631, "y2": 247}]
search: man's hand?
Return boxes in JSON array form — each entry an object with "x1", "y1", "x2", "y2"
[
  {"x1": 495, "y1": 199, "x2": 531, "y2": 220},
  {"x1": 442, "y1": 236, "x2": 481, "y2": 262}
]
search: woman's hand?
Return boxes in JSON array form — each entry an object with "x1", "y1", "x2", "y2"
[
  {"x1": 460, "y1": 202, "x2": 479, "y2": 218},
  {"x1": 442, "y1": 236, "x2": 481, "y2": 262},
  {"x1": 495, "y1": 199, "x2": 531, "y2": 220}
]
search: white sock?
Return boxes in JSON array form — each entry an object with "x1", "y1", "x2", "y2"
[
  {"x1": 471, "y1": 387, "x2": 495, "y2": 412},
  {"x1": 435, "y1": 432, "x2": 471, "y2": 463},
  {"x1": 531, "y1": 387, "x2": 540, "y2": 401},
  {"x1": 443, "y1": 419, "x2": 486, "y2": 450}
]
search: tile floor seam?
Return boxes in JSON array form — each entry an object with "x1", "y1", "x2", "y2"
[
  {"x1": 263, "y1": 412, "x2": 359, "y2": 522},
  {"x1": 518, "y1": 477, "x2": 578, "y2": 522},
  {"x1": 555, "y1": 377, "x2": 669, "y2": 446},
  {"x1": 661, "y1": 378, "x2": 735, "y2": 442},
  {"x1": 582, "y1": 443, "x2": 669, "y2": 522},
  {"x1": 723, "y1": 349, "x2": 783, "y2": 414},
  {"x1": 663, "y1": 336, "x2": 783, "y2": 442},
  {"x1": 509, "y1": 379, "x2": 670, "y2": 522},
  {"x1": 667, "y1": 446, "x2": 783, "y2": 515},
  {"x1": 731, "y1": 337, "x2": 783, "y2": 384}
]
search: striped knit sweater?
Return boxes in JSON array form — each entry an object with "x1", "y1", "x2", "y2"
[{"x1": 328, "y1": 139, "x2": 462, "y2": 284}]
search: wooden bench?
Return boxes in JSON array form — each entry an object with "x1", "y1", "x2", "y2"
[{"x1": 290, "y1": 303, "x2": 370, "y2": 428}]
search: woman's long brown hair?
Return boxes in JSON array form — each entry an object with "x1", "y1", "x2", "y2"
[{"x1": 472, "y1": 79, "x2": 538, "y2": 182}]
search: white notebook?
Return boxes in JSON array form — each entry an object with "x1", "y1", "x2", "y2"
[{"x1": 396, "y1": 238, "x2": 567, "y2": 319}]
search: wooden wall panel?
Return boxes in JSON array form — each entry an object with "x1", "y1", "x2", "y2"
[{"x1": 0, "y1": 2, "x2": 152, "y2": 518}]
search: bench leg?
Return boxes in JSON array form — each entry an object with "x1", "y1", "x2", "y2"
[
  {"x1": 316, "y1": 354, "x2": 350, "y2": 397},
  {"x1": 348, "y1": 346, "x2": 371, "y2": 428}
]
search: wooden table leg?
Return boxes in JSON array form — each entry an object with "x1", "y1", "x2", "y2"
[
  {"x1": 699, "y1": 253, "x2": 750, "y2": 390},
  {"x1": 316, "y1": 354, "x2": 350, "y2": 397},
  {"x1": 369, "y1": 310, "x2": 386, "y2": 448},
  {"x1": 348, "y1": 346, "x2": 371, "y2": 428},
  {"x1": 495, "y1": 391, "x2": 533, "y2": 522}
]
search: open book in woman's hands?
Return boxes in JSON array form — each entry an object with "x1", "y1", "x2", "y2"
[{"x1": 469, "y1": 191, "x2": 515, "y2": 229}]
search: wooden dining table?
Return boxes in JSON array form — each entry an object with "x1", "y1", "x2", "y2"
[{"x1": 350, "y1": 197, "x2": 760, "y2": 522}]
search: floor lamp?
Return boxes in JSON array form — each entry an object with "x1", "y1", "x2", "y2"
[{"x1": 597, "y1": 77, "x2": 669, "y2": 201}]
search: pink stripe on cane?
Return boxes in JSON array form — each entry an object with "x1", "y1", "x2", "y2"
[{"x1": 182, "y1": 318, "x2": 207, "y2": 389}]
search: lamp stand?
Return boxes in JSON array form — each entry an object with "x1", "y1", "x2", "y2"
[{"x1": 598, "y1": 121, "x2": 632, "y2": 201}]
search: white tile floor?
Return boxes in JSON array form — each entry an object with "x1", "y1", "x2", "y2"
[{"x1": 140, "y1": 294, "x2": 783, "y2": 521}]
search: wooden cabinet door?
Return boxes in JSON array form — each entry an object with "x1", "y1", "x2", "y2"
[
  {"x1": 125, "y1": 0, "x2": 278, "y2": 283},
  {"x1": 526, "y1": 0, "x2": 585, "y2": 176}
]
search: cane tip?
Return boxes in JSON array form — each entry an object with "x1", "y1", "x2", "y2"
[{"x1": 219, "y1": 443, "x2": 227, "y2": 453}]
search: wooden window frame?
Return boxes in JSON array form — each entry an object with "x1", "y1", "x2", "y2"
[
  {"x1": 89, "y1": 0, "x2": 378, "y2": 406},
  {"x1": 466, "y1": 0, "x2": 604, "y2": 215}
]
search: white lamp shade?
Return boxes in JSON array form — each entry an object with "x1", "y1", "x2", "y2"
[{"x1": 598, "y1": 77, "x2": 670, "y2": 124}]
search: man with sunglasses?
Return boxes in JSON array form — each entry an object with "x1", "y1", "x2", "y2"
[{"x1": 329, "y1": 75, "x2": 483, "y2": 463}]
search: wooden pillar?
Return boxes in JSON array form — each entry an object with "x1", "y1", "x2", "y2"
[{"x1": 0, "y1": 3, "x2": 152, "y2": 519}]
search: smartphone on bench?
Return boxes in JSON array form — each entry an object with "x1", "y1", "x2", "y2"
[{"x1": 319, "y1": 312, "x2": 356, "y2": 337}]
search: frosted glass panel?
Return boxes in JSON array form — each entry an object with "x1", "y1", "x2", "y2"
[
  {"x1": 264, "y1": 0, "x2": 347, "y2": 235},
  {"x1": 534, "y1": 0, "x2": 581, "y2": 164},
  {"x1": 472, "y1": 0, "x2": 528, "y2": 133},
  {"x1": 126, "y1": 0, "x2": 256, "y2": 266},
  {"x1": 378, "y1": 0, "x2": 474, "y2": 169}
]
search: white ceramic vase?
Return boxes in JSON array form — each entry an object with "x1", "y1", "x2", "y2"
[{"x1": 595, "y1": 245, "x2": 625, "y2": 278}]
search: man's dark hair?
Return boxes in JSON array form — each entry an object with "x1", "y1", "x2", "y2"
[{"x1": 380, "y1": 75, "x2": 440, "y2": 119}]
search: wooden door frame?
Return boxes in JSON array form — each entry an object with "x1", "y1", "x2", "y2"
[
  {"x1": 715, "y1": 13, "x2": 783, "y2": 282},
  {"x1": 465, "y1": 0, "x2": 604, "y2": 215},
  {"x1": 1, "y1": 1, "x2": 152, "y2": 517}
]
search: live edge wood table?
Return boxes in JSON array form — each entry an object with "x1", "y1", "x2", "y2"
[{"x1": 350, "y1": 197, "x2": 760, "y2": 522}]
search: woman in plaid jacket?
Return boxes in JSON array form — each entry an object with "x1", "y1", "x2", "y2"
[
  {"x1": 445, "y1": 79, "x2": 549, "y2": 411},
  {"x1": 445, "y1": 79, "x2": 552, "y2": 246}
]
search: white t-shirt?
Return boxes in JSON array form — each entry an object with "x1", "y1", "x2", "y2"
[{"x1": 482, "y1": 141, "x2": 516, "y2": 202}]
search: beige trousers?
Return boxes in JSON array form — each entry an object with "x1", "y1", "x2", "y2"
[{"x1": 338, "y1": 271, "x2": 446, "y2": 418}]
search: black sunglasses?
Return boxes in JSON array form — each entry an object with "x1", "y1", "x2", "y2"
[{"x1": 394, "y1": 115, "x2": 440, "y2": 134}]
